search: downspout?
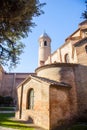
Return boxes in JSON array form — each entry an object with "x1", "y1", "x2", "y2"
[{"x1": 19, "y1": 84, "x2": 23, "y2": 119}]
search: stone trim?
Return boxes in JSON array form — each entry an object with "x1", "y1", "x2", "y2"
[{"x1": 35, "y1": 63, "x2": 78, "y2": 73}]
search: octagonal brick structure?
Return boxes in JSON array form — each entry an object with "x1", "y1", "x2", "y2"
[
  {"x1": 35, "y1": 63, "x2": 78, "y2": 123},
  {"x1": 35, "y1": 63, "x2": 78, "y2": 85}
]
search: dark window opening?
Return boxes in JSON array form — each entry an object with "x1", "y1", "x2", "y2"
[
  {"x1": 65, "y1": 54, "x2": 69, "y2": 63},
  {"x1": 54, "y1": 61, "x2": 57, "y2": 63},
  {"x1": 27, "y1": 88, "x2": 34, "y2": 109},
  {"x1": 44, "y1": 41, "x2": 47, "y2": 46},
  {"x1": 85, "y1": 45, "x2": 87, "y2": 53}
]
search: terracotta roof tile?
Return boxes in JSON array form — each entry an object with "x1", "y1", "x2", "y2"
[{"x1": 31, "y1": 75, "x2": 71, "y2": 88}]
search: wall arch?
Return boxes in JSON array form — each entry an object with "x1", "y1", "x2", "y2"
[{"x1": 65, "y1": 53, "x2": 69, "y2": 63}]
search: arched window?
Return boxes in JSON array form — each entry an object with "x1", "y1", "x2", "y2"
[
  {"x1": 54, "y1": 61, "x2": 57, "y2": 63},
  {"x1": 27, "y1": 88, "x2": 34, "y2": 109},
  {"x1": 85, "y1": 45, "x2": 87, "y2": 53},
  {"x1": 44, "y1": 41, "x2": 47, "y2": 46},
  {"x1": 65, "y1": 54, "x2": 69, "y2": 63}
]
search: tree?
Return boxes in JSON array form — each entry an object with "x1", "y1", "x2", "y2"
[
  {"x1": 82, "y1": 0, "x2": 87, "y2": 19},
  {"x1": 0, "y1": 0, "x2": 45, "y2": 68}
]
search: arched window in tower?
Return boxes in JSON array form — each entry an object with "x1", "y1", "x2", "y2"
[
  {"x1": 54, "y1": 61, "x2": 57, "y2": 63},
  {"x1": 27, "y1": 88, "x2": 34, "y2": 109},
  {"x1": 44, "y1": 41, "x2": 47, "y2": 46},
  {"x1": 65, "y1": 53, "x2": 69, "y2": 63},
  {"x1": 85, "y1": 45, "x2": 87, "y2": 53}
]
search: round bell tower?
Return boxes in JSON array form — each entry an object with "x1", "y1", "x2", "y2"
[{"x1": 38, "y1": 32, "x2": 51, "y2": 67}]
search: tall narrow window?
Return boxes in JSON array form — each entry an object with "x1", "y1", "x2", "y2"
[
  {"x1": 27, "y1": 88, "x2": 34, "y2": 109},
  {"x1": 44, "y1": 41, "x2": 47, "y2": 46},
  {"x1": 65, "y1": 54, "x2": 69, "y2": 63},
  {"x1": 54, "y1": 61, "x2": 57, "y2": 63},
  {"x1": 85, "y1": 45, "x2": 87, "y2": 53}
]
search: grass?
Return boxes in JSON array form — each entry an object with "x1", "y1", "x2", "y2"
[
  {"x1": 0, "y1": 113, "x2": 35, "y2": 130},
  {"x1": 0, "y1": 113, "x2": 87, "y2": 130},
  {"x1": 0, "y1": 107, "x2": 15, "y2": 111}
]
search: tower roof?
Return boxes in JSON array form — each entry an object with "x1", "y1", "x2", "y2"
[{"x1": 39, "y1": 32, "x2": 51, "y2": 40}]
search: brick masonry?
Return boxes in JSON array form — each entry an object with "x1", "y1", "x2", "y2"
[{"x1": 1, "y1": 20, "x2": 87, "y2": 129}]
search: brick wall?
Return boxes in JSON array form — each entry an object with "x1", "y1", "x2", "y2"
[
  {"x1": 36, "y1": 63, "x2": 78, "y2": 129},
  {"x1": 73, "y1": 41, "x2": 87, "y2": 117},
  {"x1": 16, "y1": 78, "x2": 50, "y2": 129},
  {"x1": 50, "y1": 87, "x2": 71, "y2": 129},
  {"x1": 0, "y1": 72, "x2": 30, "y2": 104}
]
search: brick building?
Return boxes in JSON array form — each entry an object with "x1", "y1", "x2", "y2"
[
  {"x1": 0, "y1": 66, "x2": 34, "y2": 104},
  {"x1": 15, "y1": 20, "x2": 87, "y2": 129},
  {"x1": 1, "y1": 20, "x2": 87, "y2": 129}
]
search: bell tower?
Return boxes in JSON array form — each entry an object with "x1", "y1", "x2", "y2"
[{"x1": 38, "y1": 32, "x2": 51, "y2": 67}]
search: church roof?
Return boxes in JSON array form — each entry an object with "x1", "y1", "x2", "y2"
[
  {"x1": 31, "y1": 75, "x2": 71, "y2": 88},
  {"x1": 65, "y1": 20, "x2": 87, "y2": 42},
  {"x1": 78, "y1": 20, "x2": 87, "y2": 30},
  {"x1": 17, "y1": 74, "x2": 71, "y2": 89},
  {"x1": 79, "y1": 20, "x2": 87, "y2": 26},
  {"x1": 74, "y1": 37, "x2": 87, "y2": 47},
  {"x1": 39, "y1": 32, "x2": 51, "y2": 40},
  {"x1": 40, "y1": 32, "x2": 48, "y2": 37}
]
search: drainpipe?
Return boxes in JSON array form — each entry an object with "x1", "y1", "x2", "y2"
[{"x1": 19, "y1": 84, "x2": 23, "y2": 119}]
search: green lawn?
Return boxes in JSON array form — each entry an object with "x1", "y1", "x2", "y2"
[
  {"x1": 0, "y1": 113, "x2": 87, "y2": 130},
  {"x1": 0, "y1": 113, "x2": 35, "y2": 130},
  {"x1": 0, "y1": 107, "x2": 15, "y2": 111}
]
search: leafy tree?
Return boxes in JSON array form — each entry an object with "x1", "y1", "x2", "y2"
[
  {"x1": 82, "y1": 0, "x2": 87, "y2": 19},
  {"x1": 0, "y1": 0, "x2": 45, "y2": 68}
]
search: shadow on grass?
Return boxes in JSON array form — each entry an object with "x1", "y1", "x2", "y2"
[
  {"x1": 0, "y1": 113, "x2": 35, "y2": 130},
  {"x1": 0, "y1": 119, "x2": 35, "y2": 130},
  {"x1": 0, "y1": 124, "x2": 34, "y2": 130},
  {"x1": 0, "y1": 113, "x2": 87, "y2": 130}
]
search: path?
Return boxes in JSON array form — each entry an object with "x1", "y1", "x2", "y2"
[
  {"x1": 0, "y1": 127, "x2": 17, "y2": 130},
  {"x1": 0, "y1": 126, "x2": 45, "y2": 130}
]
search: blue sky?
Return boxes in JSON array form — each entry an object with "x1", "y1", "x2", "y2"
[{"x1": 5, "y1": 0, "x2": 85, "y2": 73}]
